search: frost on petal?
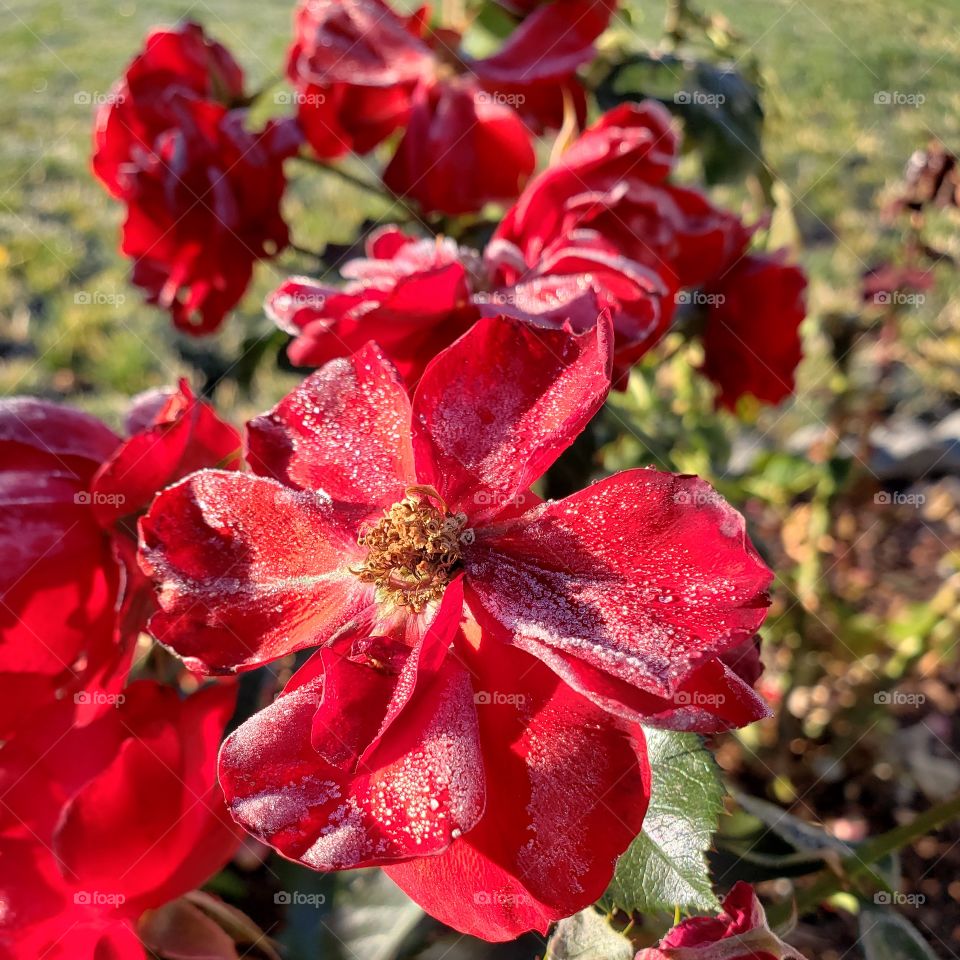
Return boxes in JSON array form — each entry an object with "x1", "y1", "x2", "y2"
[
  {"x1": 246, "y1": 343, "x2": 415, "y2": 510},
  {"x1": 466, "y1": 470, "x2": 772, "y2": 702},
  {"x1": 412, "y1": 315, "x2": 612, "y2": 522},
  {"x1": 139, "y1": 471, "x2": 370, "y2": 673},
  {"x1": 385, "y1": 635, "x2": 649, "y2": 941},
  {"x1": 219, "y1": 608, "x2": 484, "y2": 869}
]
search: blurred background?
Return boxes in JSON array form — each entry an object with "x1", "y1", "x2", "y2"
[{"x1": 2, "y1": 0, "x2": 959, "y2": 957}]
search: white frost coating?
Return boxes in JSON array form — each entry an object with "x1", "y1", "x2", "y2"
[
  {"x1": 467, "y1": 472, "x2": 768, "y2": 693},
  {"x1": 301, "y1": 799, "x2": 372, "y2": 869},
  {"x1": 232, "y1": 777, "x2": 342, "y2": 835},
  {"x1": 517, "y1": 727, "x2": 594, "y2": 895}
]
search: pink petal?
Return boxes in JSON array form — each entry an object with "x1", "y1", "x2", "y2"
[
  {"x1": 139, "y1": 470, "x2": 369, "y2": 673},
  {"x1": 412, "y1": 315, "x2": 613, "y2": 522},
  {"x1": 246, "y1": 343, "x2": 415, "y2": 510}
]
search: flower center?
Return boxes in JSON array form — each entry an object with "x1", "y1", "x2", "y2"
[{"x1": 352, "y1": 486, "x2": 471, "y2": 613}]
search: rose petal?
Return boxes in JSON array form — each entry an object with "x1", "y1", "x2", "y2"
[
  {"x1": 91, "y1": 380, "x2": 241, "y2": 528},
  {"x1": 219, "y1": 594, "x2": 483, "y2": 869},
  {"x1": 465, "y1": 470, "x2": 772, "y2": 699},
  {"x1": 383, "y1": 81, "x2": 535, "y2": 216},
  {"x1": 54, "y1": 683, "x2": 239, "y2": 912},
  {"x1": 412, "y1": 315, "x2": 612, "y2": 522},
  {"x1": 471, "y1": 0, "x2": 615, "y2": 85},
  {"x1": 139, "y1": 471, "x2": 368, "y2": 673},
  {"x1": 385, "y1": 634, "x2": 650, "y2": 941},
  {"x1": 246, "y1": 343, "x2": 415, "y2": 510}
]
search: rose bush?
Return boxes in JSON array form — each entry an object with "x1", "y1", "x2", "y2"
[{"x1": 10, "y1": 1, "x2": 919, "y2": 957}]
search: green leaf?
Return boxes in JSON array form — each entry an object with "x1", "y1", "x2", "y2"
[
  {"x1": 546, "y1": 909, "x2": 633, "y2": 960},
  {"x1": 859, "y1": 902, "x2": 938, "y2": 960},
  {"x1": 596, "y1": 54, "x2": 765, "y2": 185},
  {"x1": 733, "y1": 792, "x2": 854, "y2": 857},
  {"x1": 605, "y1": 728, "x2": 724, "y2": 915}
]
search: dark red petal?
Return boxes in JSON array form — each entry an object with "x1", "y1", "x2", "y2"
[
  {"x1": 91, "y1": 380, "x2": 241, "y2": 528},
  {"x1": 385, "y1": 634, "x2": 650, "y2": 941},
  {"x1": 286, "y1": 0, "x2": 431, "y2": 158},
  {"x1": 54, "y1": 683, "x2": 239, "y2": 912},
  {"x1": 466, "y1": 470, "x2": 772, "y2": 700},
  {"x1": 702, "y1": 254, "x2": 807, "y2": 410},
  {"x1": 246, "y1": 344, "x2": 415, "y2": 509},
  {"x1": 383, "y1": 81, "x2": 536, "y2": 216},
  {"x1": 412, "y1": 315, "x2": 612, "y2": 521},
  {"x1": 219, "y1": 591, "x2": 483, "y2": 869},
  {"x1": 0, "y1": 398, "x2": 120, "y2": 465},
  {"x1": 0, "y1": 400, "x2": 121, "y2": 701},
  {"x1": 139, "y1": 470, "x2": 367, "y2": 673},
  {"x1": 472, "y1": 0, "x2": 615, "y2": 85}
]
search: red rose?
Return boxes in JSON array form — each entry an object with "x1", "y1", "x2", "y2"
[
  {"x1": 496, "y1": 102, "x2": 809, "y2": 404},
  {"x1": 267, "y1": 226, "x2": 480, "y2": 383},
  {"x1": 0, "y1": 682, "x2": 240, "y2": 960},
  {"x1": 0, "y1": 383, "x2": 240, "y2": 735},
  {"x1": 287, "y1": 0, "x2": 614, "y2": 213},
  {"x1": 92, "y1": 21, "x2": 245, "y2": 198},
  {"x1": 268, "y1": 224, "x2": 668, "y2": 386},
  {"x1": 139, "y1": 318, "x2": 772, "y2": 940},
  {"x1": 636, "y1": 882, "x2": 809, "y2": 959},
  {"x1": 0, "y1": 401, "x2": 123, "y2": 735},
  {"x1": 495, "y1": 101, "x2": 749, "y2": 288},
  {"x1": 93, "y1": 23, "x2": 300, "y2": 333},
  {"x1": 701, "y1": 254, "x2": 808, "y2": 409},
  {"x1": 285, "y1": 0, "x2": 433, "y2": 158}
]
